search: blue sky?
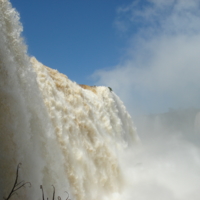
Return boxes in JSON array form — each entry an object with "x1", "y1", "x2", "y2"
[
  {"x1": 10, "y1": 0, "x2": 133, "y2": 84},
  {"x1": 10, "y1": 0, "x2": 200, "y2": 115}
]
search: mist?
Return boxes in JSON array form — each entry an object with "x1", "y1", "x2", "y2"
[
  {"x1": 118, "y1": 108, "x2": 200, "y2": 200},
  {"x1": 94, "y1": 0, "x2": 200, "y2": 199},
  {"x1": 1, "y1": 0, "x2": 200, "y2": 199},
  {"x1": 94, "y1": 0, "x2": 200, "y2": 115}
]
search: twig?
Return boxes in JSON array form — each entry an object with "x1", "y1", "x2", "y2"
[
  {"x1": 40, "y1": 185, "x2": 71, "y2": 200},
  {"x1": 40, "y1": 185, "x2": 45, "y2": 200},
  {"x1": 4, "y1": 163, "x2": 31, "y2": 200},
  {"x1": 3, "y1": 163, "x2": 71, "y2": 200}
]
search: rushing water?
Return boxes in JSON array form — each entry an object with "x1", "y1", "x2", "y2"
[
  {"x1": 1, "y1": 1, "x2": 200, "y2": 200},
  {"x1": 0, "y1": 1, "x2": 138, "y2": 199}
]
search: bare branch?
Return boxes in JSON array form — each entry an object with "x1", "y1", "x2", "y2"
[
  {"x1": 15, "y1": 180, "x2": 24, "y2": 187},
  {"x1": 4, "y1": 164, "x2": 71, "y2": 200},
  {"x1": 40, "y1": 185, "x2": 71, "y2": 200},
  {"x1": 52, "y1": 185, "x2": 55, "y2": 200},
  {"x1": 40, "y1": 185, "x2": 45, "y2": 200},
  {"x1": 64, "y1": 192, "x2": 71, "y2": 200},
  {"x1": 13, "y1": 182, "x2": 31, "y2": 192},
  {"x1": 4, "y1": 163, "x2": 31, "y2": 200}
]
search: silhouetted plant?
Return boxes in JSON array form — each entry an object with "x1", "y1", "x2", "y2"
[
  {"x1": 108, "y1": 87, "x2": 113, "y2": 92},
  {"x1": 4, "y1": 163, "x2": 31, "y2": 200},
  {"x1": 3, "y1": 163, "x2": 71, "y2": 200},
  {"x1": 40, "y1": 185, "x2": 71, "y2": 200}
]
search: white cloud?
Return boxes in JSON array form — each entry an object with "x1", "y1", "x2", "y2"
[
  {"x1": 93, "y1": 1, "x2": 200, "y2": 199},
  {"x1": 94, "y1": 0, "x2": 200, "y2": 115}
]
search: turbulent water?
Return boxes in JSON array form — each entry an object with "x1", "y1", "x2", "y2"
[
  {"x1": 1, "y1": 1, "x2": 200, "y2": 200},
  {"x1": 0, "y1": 1, "x2": 138, "y2": 199}
]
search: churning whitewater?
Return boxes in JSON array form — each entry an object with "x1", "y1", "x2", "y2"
[{"x1": 0, "y1": 1, "x2": 138, "y2": 199}]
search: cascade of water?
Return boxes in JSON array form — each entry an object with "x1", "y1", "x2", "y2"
[
  {"x1": 0, "y1": 0, "x2": 68, "y2": 198},
  {"x1": 0, "y1": 1, "x2": 138, "y2": 199}
]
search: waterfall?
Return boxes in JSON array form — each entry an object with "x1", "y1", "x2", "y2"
[{"x1": 0, "y1": 1, "x2": 138, "y2": 199}]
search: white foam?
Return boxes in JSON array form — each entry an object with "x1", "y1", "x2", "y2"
[{"x1": 0, "y1": 1, "x2": 138, "y2": 199}]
